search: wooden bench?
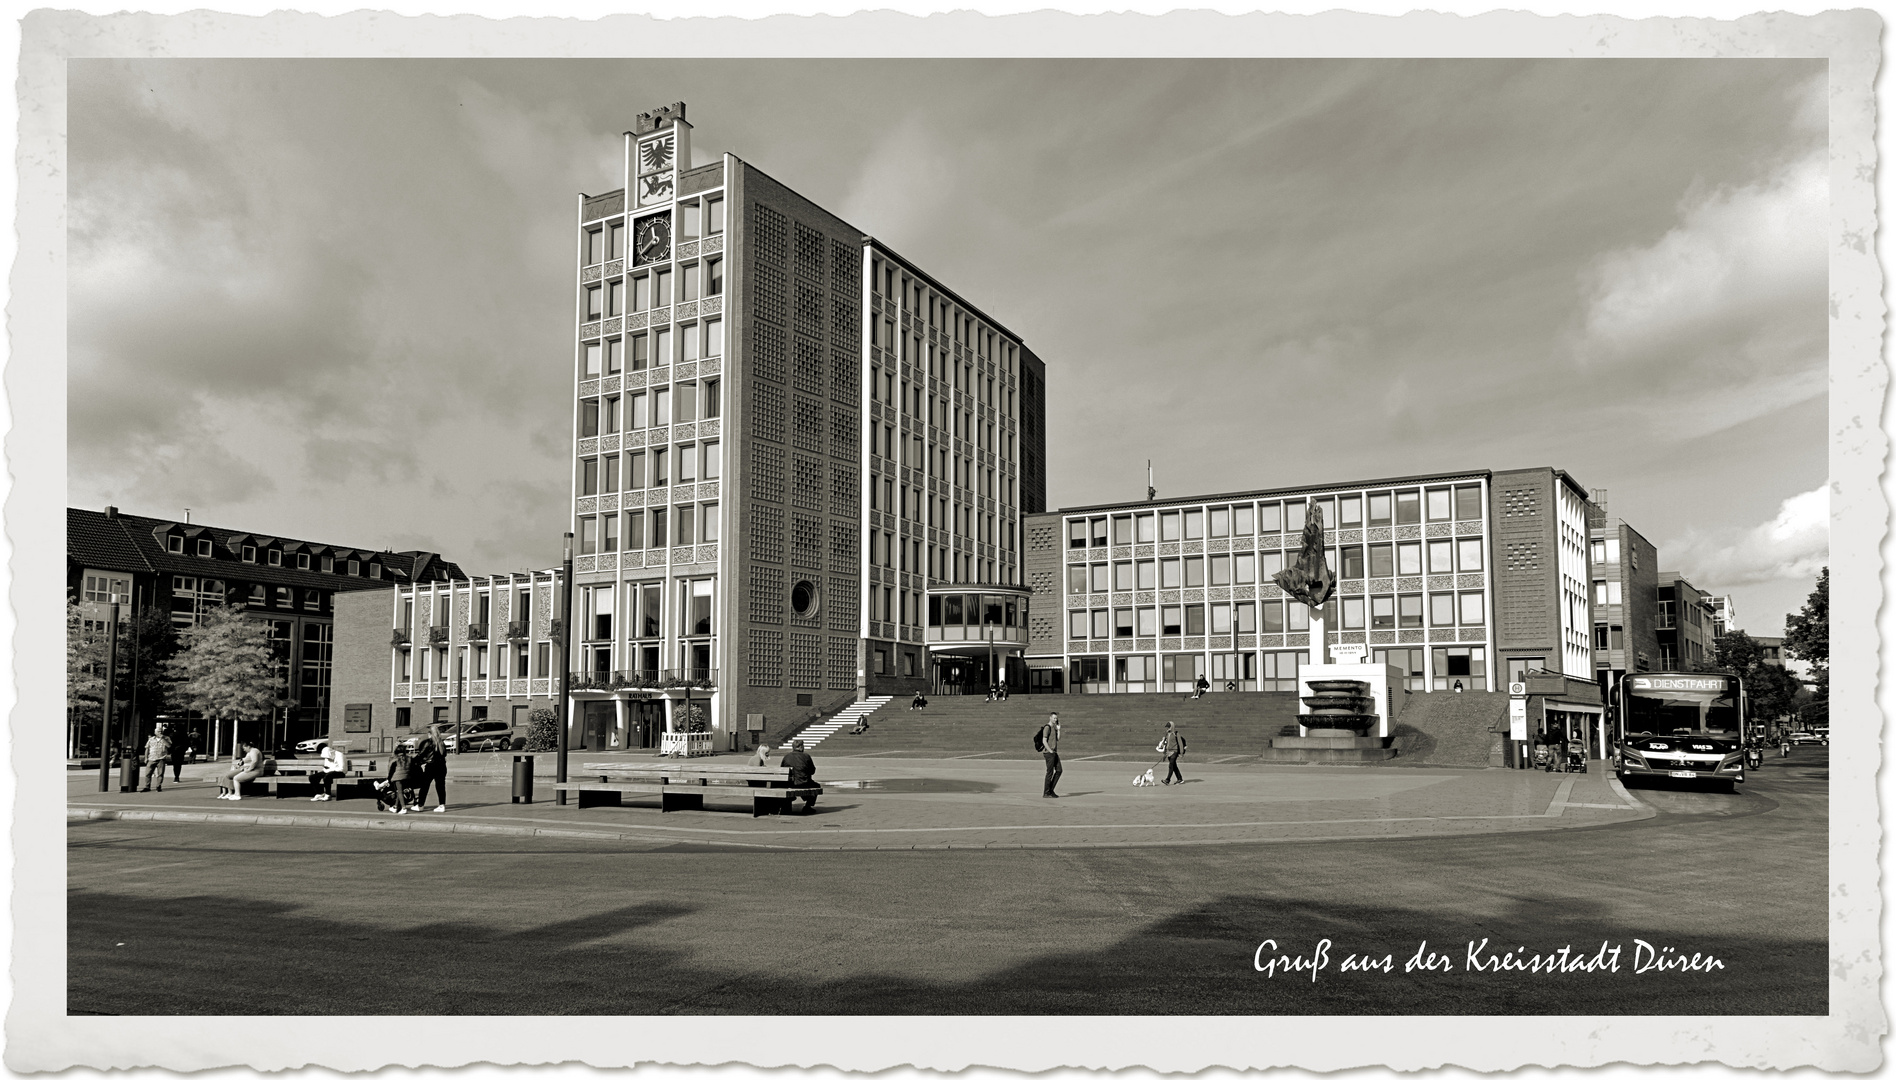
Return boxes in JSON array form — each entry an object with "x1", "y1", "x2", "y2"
[
  {"x1": 236, "y1": 770, "x2": 379, "y2": 800},
  {"x1": 553, "y1": 763, "x2": 823, "y2": 817}
]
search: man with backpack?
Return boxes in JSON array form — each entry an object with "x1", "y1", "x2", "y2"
[
  {"x1": 1160, "y1": 721, "x2": 1187, "y2": 785},
  {"x1": 1036, "y1": 712, "x2": 1062, "y2": 798}
]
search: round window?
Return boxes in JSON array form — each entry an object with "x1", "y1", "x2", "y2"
[{"x1": 791, "y1": 580, "x2": 820, "y2": 619}]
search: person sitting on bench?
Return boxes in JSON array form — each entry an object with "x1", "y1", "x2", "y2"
[
  {"x1": 311, "y1": 742, "x2": 350, "y2": 802},
  {"x1": 780, "y1": 739, "x2": 820, "y2": 814}
]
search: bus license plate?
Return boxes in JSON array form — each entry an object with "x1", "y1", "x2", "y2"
[{"x1": 1668, "y1": 770, "x2": 1698, "y2": 778}]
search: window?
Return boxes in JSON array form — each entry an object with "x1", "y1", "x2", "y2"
[
  {"x1": 265, "y1": 549, "x2": 281, "y2": 567},
  {"x1": 1395, "y1": 490, "x2": 1421, "y2": 525},
  {"x1": 702, "y1": 504, "x2": 719, "y2": 542},
  {"x1": 1160, "y1": 559, "x2": 1181, "y2": 589},
  {"x1": 1459, "y1": 592, "x2": 1485, "y2": 625},
  {"x1": 1136, "y1": 514, "x2": 1156, "y2": 543},
  {"x1": 296, "y1": 552, "x2": 310, "y2": 570},
  {"x1": 1183, "y1": 557, "x2": 1204, "y2": 587},
  {"x1": 1089, "y1": 563, "x2": 1109, "y2": 593},
  {"x1": 1390, "y1": 594, "x2": 1418, "y2": 629},
  {"x1": 579, "y1": 458, "x2": 599, "y2": 496},
  {"x1": 586, "y1": 227, "x2": 604, "y2": 265},
  {"x1": 1369, "y1": 543, "x2": 1394, "y2": 578},
  {"x1": 1068, "y1": 610, "x2": 1087, "y2": 639},
  {"x1": 1455, "y1": 485, "x2": 1483, "y2": 520},
  {"x1": 707, "y1": 258, "x2": 723, "y2": 296},
  {"x1": 655, "y1": 328, "x2": 672, "y2": 366},
  {"x1": 580, "y1": 399, "x2": 600, "y2": 437},
  {"x1": 1261, "y1": 600, "x2": 1284, "y2": 634},
  {"x1": 585, "y1": 285, "x2": 603, "y2": 321},
  {"x1": 1261, "y1": 551, "x2": 1284, "y2": 578},
  {"x1": 1285, "y1": 501, "x2": 1306, "y2": 532},
  {"x1": 606, "y1": 338, "x2": 623, "y2": 375},
  {"x1": 1259, "y1": 503, "x2": 1282, "y2": 534},
  {"x1": 1431, "y1": 593, "x2": 1456, "y2": 626},
  {"x1": 609, "y1": 222, "x2": 625, "y2": 260},
  {"x1": 1067, "y1": 565, "x2": 1087, "y2": 594},
  {"x1": 1332, "y1": 595, "x2": 1370, "y2": 631},
  {"x1": 706, "y1": 196, "x2": 724, "y2": 235},
  {"x1": 579, "y1": 516, "x2": 598, "y2": 555},
  {"x1": 1114, "y1": 561, "x2": 1135, "y2": 591},
  {"x1": 1136, "y1": 607, "x2": 1157, "y2": 636},
  {"x1": 1397, "y1": 542, "x2": 1422, "y2": 576},
  {"x1": 83, "y1": 574, "x2": 131, "y2": 603},
  {"x1": 166, "y1": 534, "x2": 184, "y2": 553},
  {"x1": 607, "y1": 279, "x2": 624, "y2": 316},
  {"x1": 1112, "y1": 515, "x2": 1134, "y2": 545},
  {"x1": 1426, "y1": 488, "x2": 1452, "y2": 521},
  {"x1": 1337, "y1": 496, "x2": 1362, "y2": 528},
  {"x1": 1208, "y1": 506, "x2": 1230, "y2": 538},
  {"x1": 241, "y1": 545, "x2": 256, "y2": 563},
  {"x1": 1159, "y1": 512, "x2": 1180, "y2": 542},
  {"x1": 1162, "y1": 606, "x2": 1183, "y2": 635},
  {"x1": 656, "y1": 269, "x2": 673, "y2": 307},
  {"x1": 674, "y1": 505, "x2": 694, "y2": 546},
  {"x1": 1115, "y1": 608, "x2": 1134, "y2": 638},
  {"x1": 602, "y1": 513, "x2": 620, "y2": 553},
  {"x1": 1209, "y1": 554, "x2": 1231, "y2": 586},
  {"x1": 1091, "y1": 518, "x2": 1108, "y2": 548},
  {"x1": 633, "y1": 275, "x2": 652, "y2": 312},
  {"x1": 1068, "y1": 521, "x2": 1088, "y2": 549},
  {"x1": 1367, "y1": 493, "x2": 1392, "y2": 527},
  {"x1": 1183, "y1": 509, "x2": 1204, "y2": 541},
  {"x1": 702, "y1": 441, "x2": 721, "y2": 480},
  {"x1": 681, "y1": 201, "x2": 701, "y2": 240},
  {"x1": 1456, "y1": 538, "x2": 1484, "y2": 572},
  {"x1": 1184, "y1": 605, "x2": 1205, "y2": 635},
  {"x1": 1370, "y1": 595, "x2": 1395, "y2": 630},
  {"x1": 1427, "y1": 540, "x2": 1453, "y2": 574},
  {"x1": 1339, "y1": 546, "x2": 1363, "y2": 580}
]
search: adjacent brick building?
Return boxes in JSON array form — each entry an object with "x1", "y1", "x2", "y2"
[{"x1": 67, "y1": 505, "x2": 464, "y2": 755}]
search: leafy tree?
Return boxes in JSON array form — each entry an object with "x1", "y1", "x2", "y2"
[
  {"x1": 1714, "y1": 628, "x2": 1807, "y2": 724},
  {"x1": 1784, "y1": 567, "x2": 1828, "y2": 723},
  {"x1": 66, "y1": 599, "x2": 106, "y2": 714},
  {"x1": 167, "y1": 605, "x2": 283, "y2": 744},
  {"x1": 1713, "y1": 630, "x2": 1766, "y2": 674}
]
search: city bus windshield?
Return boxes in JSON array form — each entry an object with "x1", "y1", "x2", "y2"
[{"x1": 1622, "y1": 688, "x2": 1741, "y2": 739}]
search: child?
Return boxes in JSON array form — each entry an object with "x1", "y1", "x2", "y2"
[{"x1": 376, "y1": 745, "x2": 415, "y2": 813}]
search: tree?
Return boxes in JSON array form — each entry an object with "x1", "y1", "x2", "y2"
[
  {"x1": 1713, "y1": 628, "x2": 1803, "y2": 725},
  {"x1": 167, "y1": 605, "x2": 283, "y2": 746},
  {"x1": 66, "y1": 599, "x2": 106, "y2": 714},
  {"x1": 1784, "y1": 567, "x2": 1828, "y2": 724},
  {"x1": 525, "y1": 708, "x2": 559, "y2": 751}
]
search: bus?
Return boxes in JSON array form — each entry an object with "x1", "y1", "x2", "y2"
[{"x1": 1614, "y1": 672, "x2": 1748, "y2": 790}]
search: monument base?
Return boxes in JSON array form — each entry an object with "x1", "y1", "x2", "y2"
[{"x1": 1295, "y1": 662, "x2": 1402, "y2": 739}]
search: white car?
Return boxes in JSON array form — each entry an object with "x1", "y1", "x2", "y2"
[{"x1": 294, "y1": 736, "x2": 330, "y2": 753}]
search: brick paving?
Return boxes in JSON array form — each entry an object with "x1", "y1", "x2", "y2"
[{"x1": 67, "y1": 754, "x2": 1649, "y2": 850}]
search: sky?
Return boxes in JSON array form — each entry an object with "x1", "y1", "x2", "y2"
[{"x1": 67, "y1": 58, "x2": 1830, "y2": 634}]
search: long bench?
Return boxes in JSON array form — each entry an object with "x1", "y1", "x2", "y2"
[
  {"x1": 235, "y1": 763, "x2": 381, "y2": 801},
  {"x1": 552, "y1": 763, "x2": 822, "y2": 817}
]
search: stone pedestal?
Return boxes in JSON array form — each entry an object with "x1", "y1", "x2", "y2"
[{"x1": 1296, "y1": 663, "x2": 1401, "y2": 739}]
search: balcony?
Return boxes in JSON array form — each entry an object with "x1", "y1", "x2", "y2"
[
  {"x1": 566, "y1": 668, "x2": 717, "y2": 692},
  {"x1": 391, "y1": 628, "x2": 411, "y2": 647},
  {"x1": 428, "y1": 626, "x2": 451, "y2": 644},
  {"x1": 467, "y1": 622, "x2": 488, "y2": 641},
  {"x1": 506, "y1": 619, "x2": 530, "y2": 640}
]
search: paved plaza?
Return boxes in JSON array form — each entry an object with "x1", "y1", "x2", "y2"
[{"x1": 68, "y1": 753, "x2": 1651, "y2": 850}]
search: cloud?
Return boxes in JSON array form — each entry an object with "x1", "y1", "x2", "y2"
[{"x1": 1664, "y1": 486, "x2": 1829, "y2": 589}]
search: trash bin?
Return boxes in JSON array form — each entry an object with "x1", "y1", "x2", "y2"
[
  {"x1": 511, "y1": 755, "x2": 534, "y2": 804},
  {"x1": 120, "y1": 755, "x2": 142, "y2": 793}
]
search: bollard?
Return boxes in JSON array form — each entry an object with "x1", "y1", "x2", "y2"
[
  {"x1": 511, "y1": 755, "x2": 534, "y2": 804},
  {"x1": 120, "y1": 756, "x2": 141, "y2": 793}
]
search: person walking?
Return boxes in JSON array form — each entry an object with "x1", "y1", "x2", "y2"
[
  {"x1": 311, "y1": 741, "x2": 350, "y2": 802},
  {"x1": 779, "y1": 738, "x2": 820, "y2": 813},
  {"x1": 1039, "y1": 712, "x2": 1063, "y2": 798},
  {"x1": 218, "y1": 739, "x2": 264, "y2": 800},
  {"x1": 412, "y1": 725, "x2": 450, "y2": 812},
  {"x1": 1159, "y1": 720, "x2": 1186, "y2": 786},
  {"x1": 138, "y1": 725, "x2": 172, "y2": 792},
  {"x1": 167, "y1": 727, "x2": 190, "y2": 784}
]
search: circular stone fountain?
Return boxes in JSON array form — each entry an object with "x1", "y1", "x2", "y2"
[{"x1": 1300, "y1": 678, "x2": 1378, "y2": 736}]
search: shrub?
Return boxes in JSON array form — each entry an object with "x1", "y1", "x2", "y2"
[{"x1": 525, "y1": 708, "x2": 559, "y2": 751}]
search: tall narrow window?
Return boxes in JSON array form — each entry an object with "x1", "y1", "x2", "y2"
[
  {"x1": 608, "y1": 222, "x2": 625, "y2": 260},
  {"x1": 706, "y1": 196, "x2": 724, "y2": 235},
  {"x1": 706, "y1": 257, "x2": 723, "y2": 296}
]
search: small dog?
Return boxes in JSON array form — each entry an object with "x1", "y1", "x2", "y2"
[{"x1": 1131, "y1": 768, "x2": 1157, "y2": 787}]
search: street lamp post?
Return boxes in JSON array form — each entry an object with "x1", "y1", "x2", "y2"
[
  {"x1": 556, "y1": 532, "x2": 574, "y2": 805},
  {"x1": 95, "y1": 601, "x2": 120, "y2": 793}
]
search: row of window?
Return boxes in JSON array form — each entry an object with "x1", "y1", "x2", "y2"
[
  {"x1": 584, "y1": 197, "x2": 724, "y2": 264},
  {"x1": 164, "y1": 575, "x2": 334, "y2": 626},
  {"x1": 578, "y1": 380, "x2": 720, "y2": 435},
  {"x1": 925, "y1": 593, "x2": 1024, "y2": 628},
  {"x1": 577, "y1": 504, "x2": 720, "y2": 555},
  {"x1": 584, "y1": 259, "x2": 723, "y2": 323},
  {"x1": 1067, "y1": 540, "x2": 1485, "y2": 594},
  {"x1": 1068, "y1": 592, "x2": 1488, "y2": 639},
  {"x1": 579, "y1": 320, "x2": 723, "y2": 378},
  {"x1": 399, "y1": 640, "x2": 551, "y2": 682},
  {"x1": 872, "y1": 255, "x2": 1019, "y2": 375},
  {"x1": 580, "y1": 579, "x2": 714, "y2": 642},
  {"x1": 1070, "y1": 646, "x2": 1489, "y2": 692},
  {"x1": 1067, "y1": 486, "x2": 1485, "y2": 548},
  {"x1": 578, "y1": 443, "x2": 721, "y2": 495},
  {"x1": 157, "y1": 534, "x2": 384, "y2": 577}
]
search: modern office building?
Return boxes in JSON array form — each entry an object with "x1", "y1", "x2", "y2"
[
  {"x1": 1656, "y1": 570, "x2": 1719, "y2": 670},
  {"x1": 327, "y1": 569, "x2": 577, "y2": 751},
  {"x1": 67, "y1": 505, "x2": 464, "y2": 755},
  {"x1": 555, "y1": 102, "x2": 1045, "y2": 745},
  {"x1": 1022, "y1": 467, "x2": 1594, "y2": 697},
  {"x1": 1709, "y1": 594, "x2": 1737, "y2": 637},
  {"x1": 1587, "y1": 494, "x2": 1660, "y2": 704}
]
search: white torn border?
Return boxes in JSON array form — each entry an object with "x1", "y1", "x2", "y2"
[{"x1": 7, "y1": 3, "x2": 1882, "y2": 1077}]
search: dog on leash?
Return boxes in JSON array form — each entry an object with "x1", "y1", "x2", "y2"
[{"x1": 1131, "y1": 767, "x2": 1158, "y2": 787}]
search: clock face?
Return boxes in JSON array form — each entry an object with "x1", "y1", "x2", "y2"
[{"x1": 633, "y1": 213, "x2": 671, "y2": 266}]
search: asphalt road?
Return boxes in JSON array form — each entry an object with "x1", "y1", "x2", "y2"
[{"x1": 68, "y1": 747, "x2": 1827, "y2": 1015}]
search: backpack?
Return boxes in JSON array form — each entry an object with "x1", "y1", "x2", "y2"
[{"x1": 1032, "y1": 727, "x2": 1045, "y2": 752}]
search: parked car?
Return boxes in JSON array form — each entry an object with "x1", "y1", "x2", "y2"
[
  {"x1": 445, "y1": 720, "x2": 515, "y2": 752},
  {"x1": 1789, "y1": 731, "x2": 1827, "y2": 745},
  {"x1": 294, "y1": 736, "x2": 330, "y2": 754}
]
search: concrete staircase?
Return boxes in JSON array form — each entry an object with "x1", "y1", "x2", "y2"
[
  {"x1": 1384, "y1": 690, "x2": 1507, "y2": 768},
  {"x1": 779, "y1": 696, "x2": 895, "y2": 750},
  {"x1": 825, "y1": 692, "x2": 1303, "y2": 759}
]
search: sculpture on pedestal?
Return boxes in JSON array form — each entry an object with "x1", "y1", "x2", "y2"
[{"x1": 1271, "y1": 503, "x2": 1334, "y2": 665}]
